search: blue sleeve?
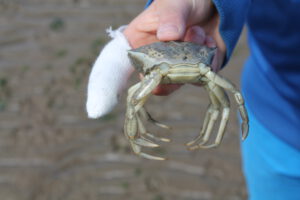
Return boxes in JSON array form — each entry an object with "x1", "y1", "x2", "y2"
[
  {"x1": 145, "y1": 0, "x2": 153, "y2": 8},
  {"x1": 212, "y1": 0, "x2": 250, "y2": 66},
  {"x1": 145, "y1": 0, "x2": 251, "y2": 66}
]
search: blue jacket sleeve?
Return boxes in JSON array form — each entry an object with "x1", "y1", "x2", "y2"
[
  {"x1": 145, "y1": 0, "x2": 250, "y2": 66},
  {"x1": 145, "y1": 0, "x2": 153, "y2": 8},
  {"x1": 212, "y1": 0, "x2": 250, "y2": 66}
]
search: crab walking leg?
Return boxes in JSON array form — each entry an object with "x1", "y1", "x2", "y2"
[
  {"x1": 134, "y1": 138, "x2": 159, "y2": 147},
  {"x1": 188, "y1": 84, "x2": 221, "y2": 150},
  {"x1": 198, "y1": 83, "x2": 230, "y2": 149},
  {"x1": 125, "y1": 115, "x2": 159, "y2": 147},
  {"x1": 130, "y1": 141, "x2": 165, "y2": 161},
  {"x1": 129, "y1": 71, "x2": 162, "y2": 114},
  {"x1": 124, "y1": 83, "x2": 140, "y2": 139},
  {"x1": 186, "y1": 85, "x2": 220, "y2": 146},
  {"x1": 133, "y1": 72, "x2": 171, "y2": 143},
  {"x1": 144, "y1": 133, "x2": 171, "y2": 142},
  {"x1": 129, "y1": 70, "x2": 165, "y2": 137},
  {"x1": 139, "y1": 107, "x2": 171, "y2": 130},
  {"x1": 204, "y1": 69, "x2": 249, "y2": 140},
  {"x1": 195, "y1": 84, "x2": 221, "y2": 146},
  {"x1": 125, "y1": 71, "x2": 167, "y2": 160},
  {"x1": 125, "y1": 83, "x2": 159, "y2": 148},
  {"x1": 137, "y1": 113, "x2": 171, "y2": 142},
  {"x1": 124, "y1": 83, "x2": 159, "y2": 147},
  {"x1": 132, "y1": 70, "x2": 162, "y2": 103},
  {"x1": 126, "y1": 83, "x2": 141, "y2": 119},
  {"x1": 124, "y1": 115, "x2": 138, "y2": 147}
]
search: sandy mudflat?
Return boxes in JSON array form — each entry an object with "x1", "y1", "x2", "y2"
[{"x1": 0, "y1": 0, "x2": 249, "y2": 199}]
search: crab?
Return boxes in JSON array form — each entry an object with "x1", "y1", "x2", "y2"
[{"x1": 124, "y1": 41, "x2": 249, "y2": 160}]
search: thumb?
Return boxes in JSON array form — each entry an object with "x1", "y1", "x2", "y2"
[{"x1": 155, "y1": 0, "x2": 190, "y2": 41}]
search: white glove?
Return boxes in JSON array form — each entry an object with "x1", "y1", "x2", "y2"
[{"x1": 86, "y1": 25, "x2": 134, "y2": 118}]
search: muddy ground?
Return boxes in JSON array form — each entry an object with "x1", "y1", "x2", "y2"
[{"x1": 0, "y1": 0, "x2": 249, "y2": 199}]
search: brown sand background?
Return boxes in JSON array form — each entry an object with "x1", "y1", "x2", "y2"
[{"x1": 0, "y1": 0, "x2": 249, "y2": 199}]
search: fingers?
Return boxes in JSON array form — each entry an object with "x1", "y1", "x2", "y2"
[
  {"x1": 136, "y1": 8, "x2": 159, "y2": 33},
  {"x1": 124, "y1": 0, "x2": 190, "y2": 47},
  {"x1": 205, "y1": 36, "x2": 225, "y2": 72},
  {"x1": 152, "y1": 84, "x2": 182, "y2": 96},
  {"x1": 124, "y1": 5, "x2": 160, "y2": 48},
  {"x1": 211, "y1": 48, "x2": 223, "y2": 72},
  {"x1": 205, "y1": 36, "x2": 220, "y2": 72},
  {"x1": 183, "y1": 26, "x2": 206, "y2": 44},
  {"x1": 204, "y1": 15, "x2": 226, "y2": 72},
  {"x1": 155, "y1": 0, "x2": 190, "y2": 41}
]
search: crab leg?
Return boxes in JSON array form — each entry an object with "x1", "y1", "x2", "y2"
[
  {"x1": 138, "y1": 107, "x2": 171, "y2": 130},
  {"x1": 204, "y1": 70, "x2": 249, "y2": 140},
  {"x1": 189, "y1": 83, "x2": 224, "y2": 150},
  {"x1": 132, "y1": 71, "x2": 162, "y2": 103},
  {"x1": 128, "y1": 90, "x2": 166, "y2": 145},
  {"x1": 194, "y1": 82, "x2": 230, "y2": 149},
  {"x1": 125, "y1": 83, "x2": 158, "y2": 148},
  {"x1": 125, "y1": 71, "x2": 166, "y2": 160},
  {"x1": 130, "y1": 141, "x2": 165, "y2": 161},
  {"x1": 137, "y1": 114, "x2": 171, "y2": 142},
  {"x1": 186, "y1": 85, "x2": 220, "y2": 147},
  {"x1": 126, "y1": 83, "x2": 141, "y2": 119},
  {"x1": 124, "y1": 83, "x2": 140, "y2": 140},
  {"x1": 125, "y1": 115, "x2": 159, "y2": 147}
]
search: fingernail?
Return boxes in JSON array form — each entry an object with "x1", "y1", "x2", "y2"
[{"x1": 157, "y1": 24, "x2": 179, "y2": 38}]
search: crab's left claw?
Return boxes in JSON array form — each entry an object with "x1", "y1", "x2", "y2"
[{"x1": 86, "y1": 25, "x2": 134, "y2": 118}]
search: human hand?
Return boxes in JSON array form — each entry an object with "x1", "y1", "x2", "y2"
[{"x1": 123, "y1": 0, "x2": 226, "y2": 95}]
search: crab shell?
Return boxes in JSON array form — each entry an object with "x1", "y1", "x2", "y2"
[{"x1": 128, "y1": 41, "x2": 216, "y2": 75}]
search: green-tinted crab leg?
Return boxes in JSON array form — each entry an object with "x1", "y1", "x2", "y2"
[
  {"x1": 138, "y1": 107, "x2": 171, "y2": 130},
  {"x1": 189, "y1": 83, "x2": 222, "y2": 150},
  {"x1": 126, "y1": 83, "x2": 160, "y2": 148},
  {"x1": 203, "y1": 67, "x2": 249, "y2": 140},
  {"x1": 126, "y1": 71, "x2": 167, "y2": 160},
  {"x1": 192, "y1": 82, "x2": 230, "y2": 149},
  {"x1": 132, "y1": 70, "x2": 162, "y2": 103},
  {"x1": 137, "y1": 114, "x2": 171, "y2": 142},
  {"x1": 130, "y1": 141, "x2": 165, "y2": 161},
  {"x1": 186, "y1": 85, "x2": 220, "y2": 147}
]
